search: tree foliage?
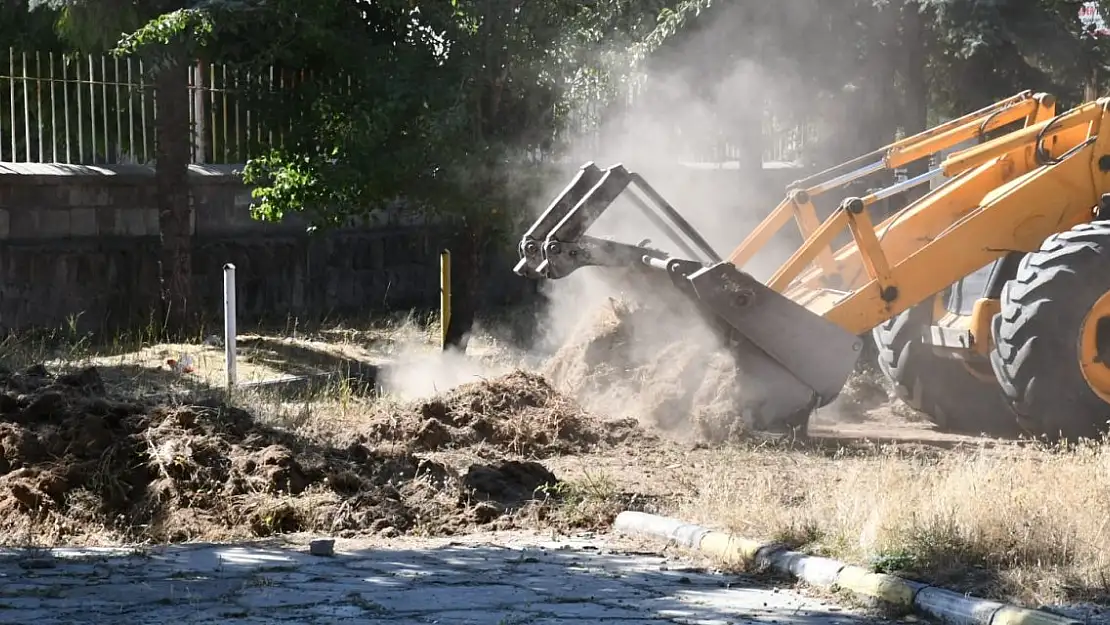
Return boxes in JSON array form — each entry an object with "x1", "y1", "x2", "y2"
[{"x1": 13, "y1": 0, "x2": 1110, "y2": 342}]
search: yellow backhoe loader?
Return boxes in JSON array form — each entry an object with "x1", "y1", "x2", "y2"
[{"x1": 515, "y1": 90, "x2": 1110, "y2": 441}]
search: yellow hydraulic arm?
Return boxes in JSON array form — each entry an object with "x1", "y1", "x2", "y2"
[
  {"x1": 513, "y1": 90, "x2": 1110, "y2": 421},
  {"x1": 728, "y1": 91, "x2": 1110, "y2": 340}
]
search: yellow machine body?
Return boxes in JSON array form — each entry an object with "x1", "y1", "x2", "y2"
[{"x1": 516, "y1": 91, "x2": 1110, "y2": 440}]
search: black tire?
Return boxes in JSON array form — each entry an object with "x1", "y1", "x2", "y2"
[
  {"x1": 989, "y1": 221, "x2": 1110, "y2": 440},
  {"x1": 873, "y1": 301, "x2": 1019, "y2": 436}
]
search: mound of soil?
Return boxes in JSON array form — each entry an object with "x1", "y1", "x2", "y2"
[
  {"x1": 542, "y1": 297, "x2": 756, "y2": 443},
  {"x1": 363, "y1": 370, "x2": 643, "y2": 457},
  {"x1": 816, "y1": 368, "x2": 893, "y2": 422},
  {"x1": 0, "y1": 365, "x2": 587, "y2": 544}
]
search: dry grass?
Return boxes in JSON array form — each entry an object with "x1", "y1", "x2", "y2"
[
  {"x1": 0, "y1": 308, "x2": 638, "y2": 548},
  {"x1": 0, "y1": 309, "x2": 525, "y2": 400},
  {"x1": 677, "y1": 439, "x2": 1110, "y2": 607},
  {"x1": 5, "y1": 308, "x2": 1110, "y2": 611}
]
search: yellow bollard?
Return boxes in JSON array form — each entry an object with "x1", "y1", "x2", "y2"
[{"x1": 440, "y1": 249, "x2": 451, "y2": 349}]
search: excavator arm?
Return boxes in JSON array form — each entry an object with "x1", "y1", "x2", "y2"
[{"x1": 514, "y1": 90, "x2": 1110, "y2": 428}]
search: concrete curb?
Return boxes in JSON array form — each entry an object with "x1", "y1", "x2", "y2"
[{"x1": 613, "y1": 511, "x2": 1081, "y2": 625}]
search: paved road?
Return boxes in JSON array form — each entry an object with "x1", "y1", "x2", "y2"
[{"x1": 0, "y1": 532, "x2": 892, "y2": 625}]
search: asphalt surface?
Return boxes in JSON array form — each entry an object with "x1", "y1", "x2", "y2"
[{"x1": 0, "y1": 532, "x2": 895, "y2": 625}]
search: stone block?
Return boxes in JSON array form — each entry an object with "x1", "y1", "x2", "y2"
[
  {"x1": 41, "y1": 210, "x2": 71, "y2": 238},
  {"x1": 69, "y1": 208, "x2": 97, "y2": 237},
  {"x1": 143, "y1": 209, "x2": 159, "y2": 235},
  {"x1": 309, "y1": 539, "x2": 334, "y2": 557},
  {"x1": 233, "y1": 189, "x2": 252, "y2": 211},
  {"x1": 69, "y1": 185, "x2": 112, "y2": 207},
  {"x1": 96, "y1": 207, "x2": 118, "y2": 235},
  {"x1": 8, "y1": 208, "x2": 37, "y2": 238},
  {"x1": 120, "y1": 209, "x2": 146, "y2": 236},
  {"x1": 68, "y1": 185, "x2": 93, "y2": 207}
]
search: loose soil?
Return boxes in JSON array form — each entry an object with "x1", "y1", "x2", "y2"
[
  {"x1": 361, "y1": 370, "x2": 645, "y2": 458},
  {"x1": 0, "y1": 364, "x2": 640, "y2": 545},
  {"x1": 541, "y1": 296, "x2": 890, "y2": 442},
  {"x1": 542, "y1": 297, "x2": 757, "y2": 442},
  {"x1": 5, "y1": 311, "x2": 1108, "y2": 611}
]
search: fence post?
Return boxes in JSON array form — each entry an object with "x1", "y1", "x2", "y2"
[
  {"x1": 440, "y1": 249, "x2": 451, "y2": 350},
  {"x1": 223, "y1": 263, "x2": 237, "y2": 388}
]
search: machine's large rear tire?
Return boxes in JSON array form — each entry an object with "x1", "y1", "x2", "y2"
[
  {"x1": 873, "y1": 302, "x2": 1019, "y2": 436},
  {"x1": 989, "y1": 221, "x2": 1110, "y2": 440}
]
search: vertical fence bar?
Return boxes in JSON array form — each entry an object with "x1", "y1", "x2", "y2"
[
  {"x1": 61, "y1": 54, "x2": 70, "y2": 162},
  {"x1": 258, "y1": 68, "x2": 265, "y2": 153},
  {"x1": 233, "y1": 67, "x2": 241, "y2": 161},
  {"x1": 10, "y1": 48, "x2": 17, "y2": 161},
  {"x1": 76, "y1": 56, "x2": 84, "y2": 161},
  {"x1": 35, "y1": 52, "x2": 43, "y2": 162},
  {"x1": 149, "y1": 59, "x2": 156, "y2": 160},
  {"x1": 187, "y1": 63, "x2": 195, "y2": 161},
  {"x1": 88, "y1": 54, "x2": 96, "y2": 162},
  {"x1": 208, "y1": 62, "x2": 217, "y2": 162},
  {"x1": 221, "y1": 64, "x2": 228, "y2": 163},
  {"x1": 139, "y1": 58, "x2": 147, "y2": 162},
  {"x1": 199, "y1": 62, "x2": 208, "y2": 163},
  {"x1": 114, "y1": 56, "x2": 121, "y2": 161},
  {"x1": 126, "y1": 57, "x2": 134, "y2": 162},
  {"x1": 101, "y1": 55, "x2": 108, "y2": 162},
  {"x1": 244, "y1": 69, "x2": 251, "y2": 157},
  {"x1": 22, "y1": 52, "x2": 30, "y2": 161},
  {"x1": 0, "y1": 51, "x2": 5, "y2": 161},
  {"x1": 50, "y1": 53, "x2": 57, "y2": 162}
]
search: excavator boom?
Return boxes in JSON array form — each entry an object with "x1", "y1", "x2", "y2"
[{"x1": 514, "y1": 90, "x2": 1110, "y2": 435}]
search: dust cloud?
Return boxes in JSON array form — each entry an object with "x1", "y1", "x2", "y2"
[
  {"x1": 379, "y1": 3, "x2": 877, "y2": 438},
  {"x1": 377, "y1": 344, "x2": 512, "y2": 402},
  {"x1": 522, "y1": 5, "x2": 821, "y2": 438}
]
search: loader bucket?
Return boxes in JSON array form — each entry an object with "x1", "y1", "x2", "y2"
[{"x1": 516, "y1": 162, "x2": 865, "y2": 428}]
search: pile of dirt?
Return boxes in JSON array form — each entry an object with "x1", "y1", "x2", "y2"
[
  {"x1": 542, "y1": 297, "x2": 758, "y2": 443},
  {"x1": 816, "y1": 368, "x2": 893, "y2": 422},
  {"x1": 363, "y1": 370, "x2": 643, "y2": 457},
  {"x1": 0, "y1": 364, "x2": 598, "y2": 544}
]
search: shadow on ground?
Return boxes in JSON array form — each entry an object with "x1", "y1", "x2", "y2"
[
  {"x1": 236, "y1": 336, "x2": 381, "y2": 392},
  {"x1": 0, "y1": 539, "x2": 891, "y2": 624}
]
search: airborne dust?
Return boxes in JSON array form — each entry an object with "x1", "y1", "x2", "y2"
[
  {"x1": 374, "y1": 2, "x2": 895, "y2": 441},
  {"x1": 0, "y1": 4, "x2": 896, "y2": 546}
]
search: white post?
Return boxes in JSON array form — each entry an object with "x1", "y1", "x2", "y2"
[{"x1": 223, "y1": 263, "x2": 237, "y2": 388}]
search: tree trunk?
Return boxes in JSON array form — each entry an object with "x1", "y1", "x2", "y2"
[
  {"x1": 894, "y1": 0, "x2": 929, "y2": 214},
  {"x1": 154, "y1": 52, "x2": 194, "y2": 338},
  {"x1": 901, "y1": 0, "x2": 928, "y2": 160}
]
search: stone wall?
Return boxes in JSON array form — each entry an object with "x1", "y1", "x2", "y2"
[{"x1": 0, "y1": 163, "x2": 532, "y2": 334}]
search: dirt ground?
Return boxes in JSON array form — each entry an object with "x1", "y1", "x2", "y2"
[{"x1": 1, "y1": 308, "x2": 1108, "y2": 611}]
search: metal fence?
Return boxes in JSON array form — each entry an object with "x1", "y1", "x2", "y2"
[
  {"x1": 0, "y1": 49, "x2": 155, "y2": 164},
  {"x1": 0, "y1": 48, "x2": 318, "y2": 165},
  {"x1": 0, "y1": 48, "x2": 816, "y2": 166}
]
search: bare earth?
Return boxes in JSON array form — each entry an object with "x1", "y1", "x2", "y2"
[{"x1": 2, "y1": 313, "x2": 1108, "y2": 619}]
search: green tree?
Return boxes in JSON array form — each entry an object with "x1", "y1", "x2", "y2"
[
  {"x1": 32, "y1": 0, "x2": 200, "y2": 337},
  {"x1": 922, "y1": 0, "x2": 1110, "y2": 114},
  {"x1": 114, "y1": 0, "x2": 666, "y2": 350}
]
